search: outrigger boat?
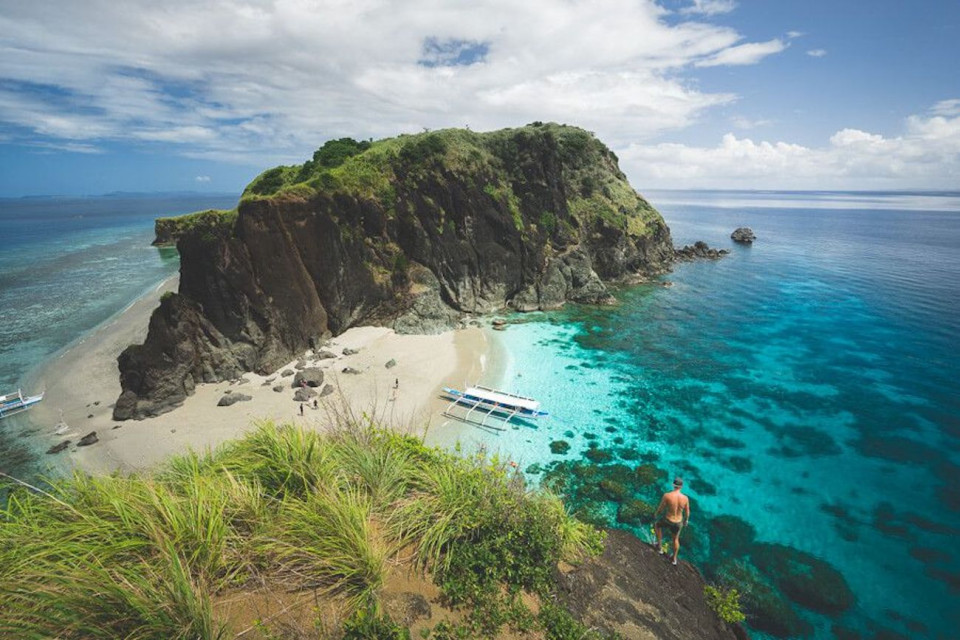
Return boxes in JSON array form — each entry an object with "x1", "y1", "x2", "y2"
[
  {"x1": 0, "y1": 388, "x2": 44, "y2": 420},
  {"x1": 442, "y1": 384, "x2": 548, "y2": 431}
]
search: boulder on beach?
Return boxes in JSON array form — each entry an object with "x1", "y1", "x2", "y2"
[
  {"x1": 218, "y1": 392, "x2": 252, "y2": 407},
  {"x1": 77, "y1": 432, "x2": 99, "y2": 447},
  {"x1": 342, "y1": 367, "x2": 362, "y2": 375},
  {"x1": 293, "y1": 367, "x2": 324, "y2": 388},
  {"x1": 384, "y1": 359, "x2": 397, "y2": 369},
  {"x1": 316, "y1": 350, "x2": 338, "y2": 360},
  {"x1": 46, "y1": 440, "x2": 71, "y2": 455},
  {"x1": 342, "y1": 347, "x2": 360, "y2": 356},
  {"x1": 293, "y1": 387, "x2": 317, "y2": 402},
  {"x1": 731, "y1": 227, "x2": 756, "y2": 243}
]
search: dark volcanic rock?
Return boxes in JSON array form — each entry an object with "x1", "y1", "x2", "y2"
[
  {"x1": 77, "y1": 432, "x2": 99, "y2": 447},
  {"x1": 47, "y1": 440, "x2": 71, "y2": 454},
  {"x1": 731, "y1": 227, "x2": 756, "y2": 243},
  {"x1": 341, "y1": 367, "x2": 362, "y2": 375},
  {"x1": 675, "y1": 241, "x2": 729, "y2": 261},
  {"x1": 217, "y1": 392, "x2": 252, "y2": 407},
  {"x1": 293, "y1": 367, "x2": 324, "y2": 388},
  {"x1": 114, "y1": 124, "x2": 676, "y2": 418},
  {"x1": 558, "y1": 529, "x2": 746, "y2": 640}
]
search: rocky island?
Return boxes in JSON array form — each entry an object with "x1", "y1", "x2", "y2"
[{"x1": 114, "y1": 123, "x2": 676, "y2": 420}]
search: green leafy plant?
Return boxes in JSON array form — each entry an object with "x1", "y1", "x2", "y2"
[{"x1": 704, "y1": 585, "x2": 747, "y2": 624}]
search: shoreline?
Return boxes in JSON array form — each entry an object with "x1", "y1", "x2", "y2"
[{"x1": 24, "y1": 278, "x2": 492, "y2": 476}]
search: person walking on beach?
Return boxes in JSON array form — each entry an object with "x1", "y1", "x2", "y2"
[
  {"x1": 654, "y1": 477, "x2": 690, "y2": 566},
  {"x1": 299, "y1": 403, "x2": 304, "y2": 416}
]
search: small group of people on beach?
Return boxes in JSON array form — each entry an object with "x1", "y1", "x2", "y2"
[{"x1": 653, "y1": 476, "x2": 690, "y2": 566}]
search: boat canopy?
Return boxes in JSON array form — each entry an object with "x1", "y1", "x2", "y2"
[{"x1": 464, "y1": 385, "x2": 541, "y2": 412}]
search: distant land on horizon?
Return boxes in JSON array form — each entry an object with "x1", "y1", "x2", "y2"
[{"x1": 4, "y1": 188, "x2": 960, "y2": 203}]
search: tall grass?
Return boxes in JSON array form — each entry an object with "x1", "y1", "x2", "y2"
[{"x1": 0, "y1": 420, "x2": 602, "y2": 638}]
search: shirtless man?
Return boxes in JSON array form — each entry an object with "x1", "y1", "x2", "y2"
[{"x1": 654, "y1": 477, "x2": 690, "y2": 566}]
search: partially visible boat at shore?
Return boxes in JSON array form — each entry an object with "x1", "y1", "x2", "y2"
[
  {"x1": 442, "y1": 384, "x2": 548, "y2": 430},
  {"x1": 0, "y1": 389, "x2": 44, "y2": 420}
]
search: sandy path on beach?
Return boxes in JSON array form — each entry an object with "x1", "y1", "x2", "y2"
[{"x1": 27, "y1": 276, "x2": 490, "y2": 475}]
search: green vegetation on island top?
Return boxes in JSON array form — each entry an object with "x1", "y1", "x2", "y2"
[
  {"x1": 0, "y1": 419, "x2": 606, "y2": 639},
  {"x1": 153, "y1": 208, "x2": 238, "y2": 245},
  {"x1": 237, "y1": 123, "x2": 662, "y2": 239}
]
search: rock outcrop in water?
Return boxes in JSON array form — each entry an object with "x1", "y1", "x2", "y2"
[
  {"x1": 114, "y1": 123, "x2": 674, "y2": 419},
  {"x1": 731, "y1": 227, "x2": 756, "y2": 244}
]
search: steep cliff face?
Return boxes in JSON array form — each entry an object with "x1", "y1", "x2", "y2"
[{"x1": 114, "y1": 123, "x2": 674, "y2": 419}]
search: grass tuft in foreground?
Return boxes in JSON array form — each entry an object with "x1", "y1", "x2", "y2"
[{"x1": 0, "y1": 419, "x2": 604, "y2": 639}]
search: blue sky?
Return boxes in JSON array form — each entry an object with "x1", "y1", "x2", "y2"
[{"x1": 0, "y1": 0, "x2": 957, "y2": 196}]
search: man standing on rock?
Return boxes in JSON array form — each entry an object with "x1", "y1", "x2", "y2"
[{"x1": 654, "y1": 477, "x2": 690, "y2": 566}]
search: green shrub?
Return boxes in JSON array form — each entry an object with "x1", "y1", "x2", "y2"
[{"x1": 704, "y1": 585, "x2": 746, "y2": 624}]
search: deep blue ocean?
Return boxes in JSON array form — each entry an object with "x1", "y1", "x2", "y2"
[
  {"x1": 1, "y1": 191, "x2": 958, "y2": 638},
  {"x1": 0, "y1": 194, "x2": 237, "y2": 477}
]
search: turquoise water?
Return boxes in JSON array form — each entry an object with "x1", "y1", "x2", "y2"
[
  {"x1": 455, "y1": 191, "x2": 960, "y2": 639},
  {"x1": 0, "y1": 194, "x2": 237, "y2": 477}
]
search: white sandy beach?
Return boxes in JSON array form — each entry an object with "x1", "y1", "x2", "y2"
[{"x1": 26, "y1": 276, "x2": 492, "y2": 475}]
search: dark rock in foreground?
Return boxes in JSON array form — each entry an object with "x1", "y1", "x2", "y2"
[
  {"x1": 731, "y1": 227, "x2": 756, "y2": 243},
  {"x1": 558, "y1": 529, "x2": 747, "y2": 639}
]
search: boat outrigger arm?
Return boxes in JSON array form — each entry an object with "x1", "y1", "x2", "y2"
[
  {"x1": 0, "y1": 388, "x2": 44, "y2": 420},
  {"x1": 441, "y1": 384, "x2": 548, "y2": 431}
]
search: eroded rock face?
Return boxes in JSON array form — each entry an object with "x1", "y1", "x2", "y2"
[
  {"x1": 114, "y1": 125, "x2": 675, "y2": 419},
  {"x1": 558, "y1": 529, "x2": 747, "y2": 640}
]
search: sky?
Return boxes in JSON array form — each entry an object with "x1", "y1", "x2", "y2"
[{"x1": 0, "y1": 0, "x2": 958, "y2": 196}]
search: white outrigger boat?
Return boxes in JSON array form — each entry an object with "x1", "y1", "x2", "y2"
[
  {"x1": 441, "y1": 384, "x2": 548, "y2": 431},
  {"x1": 0, "y1": 388, "x2": 44, "y2": 420}
]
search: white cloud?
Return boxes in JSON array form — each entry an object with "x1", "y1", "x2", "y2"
[
  {"x1": 680, "y1": 0, "x2": 737, "y2": 16},
  {"x1": 30, "y1": 141, "x2": 104, "y2": 154},
  {"x1": 931, "y1": 99, "x2": 960, "y2": 117},
  {"x1": 807, "y1": 48, "x2": 827, "y2": 57},
  {"x1": 0, "y1": 0, "x2": 785, "y2": 166},
  {"x1": 731, "y1": 116, "x2": 772, "y2": 130},
  {"x1": 620, "y1": 103, "x2": 960, "y2": 189},
  {"x1": 195, "y1": 175, "x2": 211, "y2": 183},
  {"x1": 695, "y1": 39, "x2": 787, "y2": 67}
]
